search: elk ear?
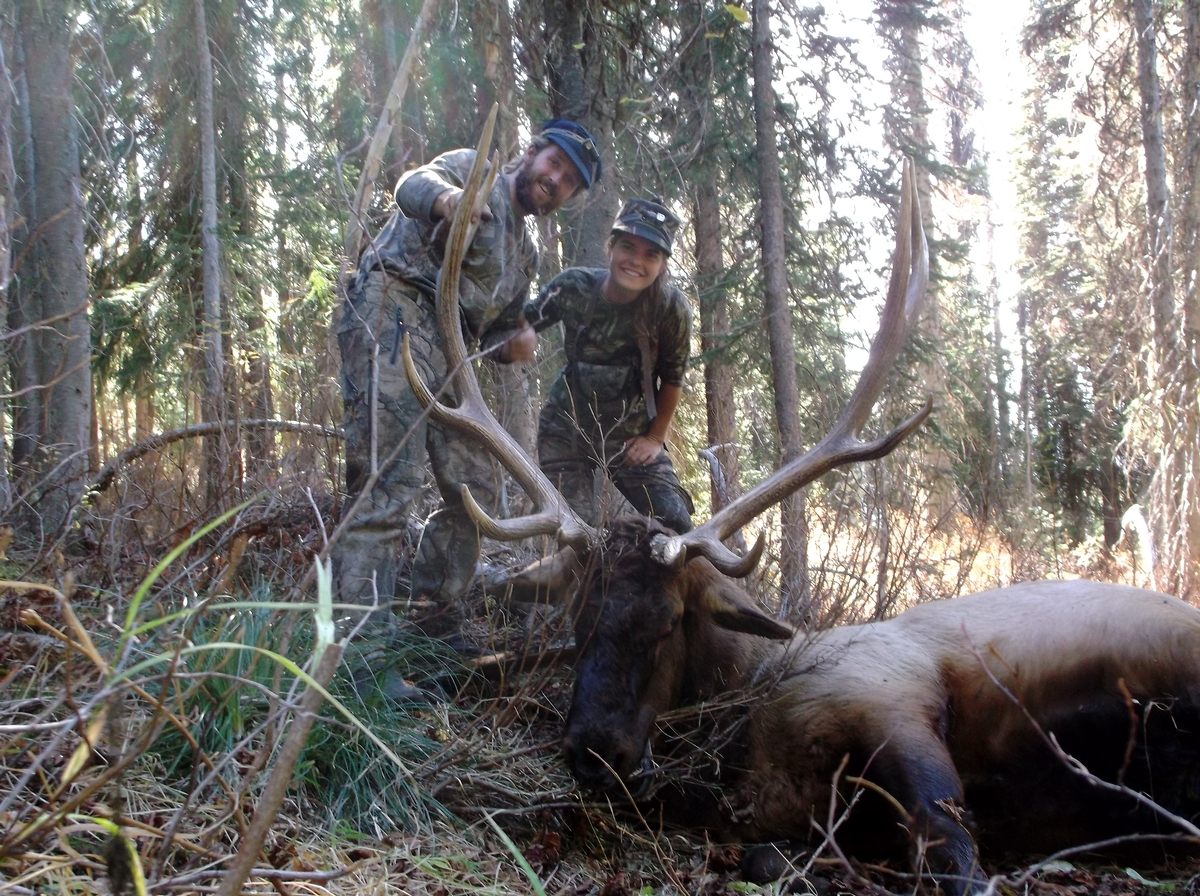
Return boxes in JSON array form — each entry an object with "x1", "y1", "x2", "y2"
[
  {"x1": 486, "y1": 547, "x2": 584, "y2": 604},
  {"x1": 702, "y1": 582, "x2": 794, "y2": 640}
]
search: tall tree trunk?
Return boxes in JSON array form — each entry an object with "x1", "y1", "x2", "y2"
[
  {"x1": 477, "y1": 0, "x2": 519, "y2": 159},
  {"x1": 680, "y1": 0, "x2": 742, "y2": 521},
  {"x1": 1186, "y1": 0, "x2": 1200, "y2": 345},
  {"x1": 752, "y1": 0, "x2": 810, "y2": 621},
  {"x1": 477, "y1": 0, "x2": 536, "y2": 466},
  {"x1": 194, "y1": 0, "x2": 226, "y2": 510},
  {"x1": 695, "y1": 180, "x2": 741, "y2": 514},
  {"x1": 0, "y1": 31, "x2": 16, "y2": 515},
  {"x1": 1135, "y1": 0, "x2": 1176, "y2": 364},
  {"x1": 220, "y1": 0, "x2": 274, "y2": 475},
  {"x1": 9, "y1": 18, "x2": 40, "y2": 476},
  {"x1": 543, "y1": 0, "x2": 616, "y2": 268},
  {"x1": 1182, "y1": 0, "x2": 1200, "y2": 523},
  {"x1": 1148, "y1": 0, "x2": 1200, "y2": 597},
  {"x1": 989, "y1": 218, "x2": 1009, "y2": 516},
  {"x1": 12, "y1": 0, "x2": 92, "y2": 539},
  {"x1": 877, "y1": 0, "x2": 951, "y2": 519},
  {"x1": 331, "y1": 0, "x2": 437, "y2": 438}
]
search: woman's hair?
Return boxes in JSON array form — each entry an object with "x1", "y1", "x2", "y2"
[{"x1": 606, "y1": 232, "x2": 670, "y2": 309}]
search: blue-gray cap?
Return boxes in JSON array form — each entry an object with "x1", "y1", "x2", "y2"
[
  {"x1": 611, "y1": 197, "x2": 680, "y2": 255},
  {"x1": 540, "y1": 119, "x2": 603, "y2": 189}
]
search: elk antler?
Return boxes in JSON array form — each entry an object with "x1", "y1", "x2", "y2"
[
  {"x1": 653, "y1": 158, "x2": 932, "y2": 575},
  {"x1": 401, "y1": 105, "x2": 597, "y2": 549}
]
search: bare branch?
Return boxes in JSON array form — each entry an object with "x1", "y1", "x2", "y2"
[{"x1": 88, "y1": 419, "x2": 341, "y2": 493}]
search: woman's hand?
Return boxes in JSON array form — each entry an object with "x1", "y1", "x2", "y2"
[{"x1": 622, "y1": 434, "x2": 664, "y2": 467}]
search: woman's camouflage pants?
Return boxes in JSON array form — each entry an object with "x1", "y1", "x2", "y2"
[{"x1": 537, "y1": 398, "x2": 694, "y2": 534}]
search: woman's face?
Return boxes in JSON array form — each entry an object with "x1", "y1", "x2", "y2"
[{"x1": 606, "y1": 233, "x2": 667, "y2": 298}]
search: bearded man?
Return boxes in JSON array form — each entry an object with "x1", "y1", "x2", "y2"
[{"x1": 333, "y1": 120, "x2": 602, "y2": 649}]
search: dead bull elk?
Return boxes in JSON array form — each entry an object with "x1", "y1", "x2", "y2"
[{"x1": 404, "y1": 113, "x2": 1200, "y2": 892}]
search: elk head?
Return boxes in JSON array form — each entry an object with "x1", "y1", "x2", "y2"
[{"x1": 403, "y1": 110, "x2": 930, "y2": 793}]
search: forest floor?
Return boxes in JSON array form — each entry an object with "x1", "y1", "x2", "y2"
[{"x1": 0, "y1": 510, "x2": 1194, "y2": 896}]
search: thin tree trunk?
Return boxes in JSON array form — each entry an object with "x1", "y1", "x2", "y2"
[
  {"x1": 680, "y1": 0, "x2": 741, "y2": 520},
  {"x1": 477, "y1": 0, "x2": 519, "y2": 159},
  {"x1": 0, "y1": 32, "x2": 17, "y2": 514},
  {"x1": 544, "y1": 0, "x2": 616, "y2": 267},
  {"x1": 878, "y1": 0, "x2": 951, "y2": 519},
  {"x1": 752, "y1": 0, "x2": 809, "y2": 621},
  {"x1": 1135, "y1": 0, "x2": 1189, "y2": 595},
  {"x1": 193, "y1": 0, "x2": 227, "y2": 510},
  {"x1": 1186, "y1": 0, "x2": 1200, "y2": 344},
  {"x1": 1181, "y1": 0, "x2": 1200, "y2": 585},
  {"x1": 1135, "y1": 0, "x2": 1176, "y2": 364},
  {"x1": 220, "y1": 0, "x2": 274, "y2": 473},
  {"x1": 1149, "y1": 0, "x2": 1200, "y2": 597},
  {"x1": 989, "y1": 217, "x2": 1009, "y2": 515},
  {"x1": 9, "y1": 16, "x2": 40, "y2": 475},
  {"x1": 476, "y1": 0, "x2": 536, "y2": 465},
  {"x1": 13, "y1": 0, "x2": 92, "y2": 538},
  {"x1": 695, "y1": 179, "x2": 741, "y2": 515},
  {"x1": 326, "y1": 0, "x2": 438, "y2": 436}
]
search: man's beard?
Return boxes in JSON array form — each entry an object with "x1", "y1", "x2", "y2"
[{"x1": 514, "y1": 166, "x2": 555, "y2": 216}]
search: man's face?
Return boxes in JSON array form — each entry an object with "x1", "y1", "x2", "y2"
[{"x1": 513, "y1": 144, "x2": 585, "y2": 217}]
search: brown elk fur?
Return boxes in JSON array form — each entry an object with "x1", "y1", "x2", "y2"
[{"x1": 559, "y1": 519, "x2": 1200, "y2": 893}]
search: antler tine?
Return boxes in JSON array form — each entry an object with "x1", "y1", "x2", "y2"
[
  {"x1": 655, "y1": 158, "x2": 931, "y2": 575},
  {"x1": 402, "y1": 105, "x2": 597, "y2": 548}
]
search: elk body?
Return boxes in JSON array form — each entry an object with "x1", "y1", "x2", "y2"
[
  {"x1": 558, "y1": 533, "x2": 1200, "y2": 889},
  {"x1": 402, "y1": 117, "x2": 1200, "y2": 892}
]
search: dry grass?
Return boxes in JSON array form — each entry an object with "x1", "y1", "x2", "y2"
[{"x1": 2, "y1": 484, "x2": 1196, "y2": 896}]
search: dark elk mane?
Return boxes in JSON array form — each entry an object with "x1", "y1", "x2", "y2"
[{"x1": 595, "y1": 517, "x2": 677, "y2": 578}]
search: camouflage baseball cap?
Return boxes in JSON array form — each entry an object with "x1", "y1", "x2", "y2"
[
  {"x1": 540, "y1": 119, "x2": 603, "y2": 189},
  {"x1": 611, "y1": 197, "x2": 680, "y2": 255}
]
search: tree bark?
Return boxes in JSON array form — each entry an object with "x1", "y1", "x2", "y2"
[
  {"x1": 193, "y1": 0, "x2": 227, "y2": 509},
  {"x1": 210, "y1": 0, "x2": 271, "y2": 475},
  {"x1": 1147, "y1": 0, "x2": 1200, "y2": 597},
  {"x1": 0, "y1": 31, "x2": 16, "y2": 514},
  {"x1": 12, "y1": 0, "x2": 92, "y2": 538},
  {"x1": 695, "y1": 180, "x2": 741, "y2": 515},
  {"x1": 9, "y1": 18, "x2": 39, "y2": 475},
  {"x1": 543, "y1": 0, "x2": 616, "y2": 268},
  {"x1": 476, "y1": 0, "x2": 536, "y2": 464},
  {"x1": 1185, "y1": 0, "x2": 1200, "y2": 343},
  {"x1": 680, "y1": 0, "x2": 741, "y2": 520},
  {"x1": 752, "y1": 0, "x2": 810, "y2": 621},
  {"x1": 1135, "y1": 0, "x2": 1176, "y2": 364}
]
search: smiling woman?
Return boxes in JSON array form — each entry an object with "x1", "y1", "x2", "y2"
[
  {"x1": 524, "y1": 197, "x2": 697, "y2": 534},
  {"x1": 606, "y1": 233, "x2": 668, "y2": 300}
]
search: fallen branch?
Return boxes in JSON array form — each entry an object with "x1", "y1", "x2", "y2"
[
  {"x1": 214, "y1": 643, "x2": 343, "y2": 896},
  {"x1": 89, "y1": 420, "x2": 342, "y2": 493}
]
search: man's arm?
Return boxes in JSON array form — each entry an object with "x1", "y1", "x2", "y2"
[{"x1": 394, "y1": 149, "x2": 492, "y2": 223}]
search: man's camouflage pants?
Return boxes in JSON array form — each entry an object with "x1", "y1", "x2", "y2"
[
  {"x1": 332, "y1": 270, "x2": 502, "y2": 635},
  {"x1": 537, "y1": 397, "x2": 694, "y2": 534}
]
